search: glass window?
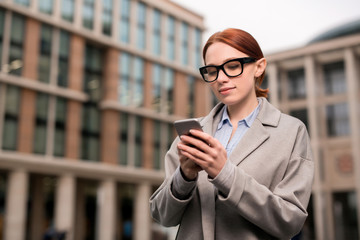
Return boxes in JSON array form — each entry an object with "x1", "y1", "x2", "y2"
[
  {"x1": 81, "y1": 44, "x2": 102, "y2": 161},
  {"x1": 134, "y1": 116, "x2": 143, "y2": 167},
  {"x1": 287, "y1": 69, "x2": 306, "y2": 99},
  {"x1": 2, "y1": 85, "x2": 20, "y2": 150},
  {"x1": 61, "y1": 0, "x2": 75, "y2": 22},
  {"x1": 333, "y1": 192, "x2": 359, "y2": 239},
  {"x1": 58, "y1": 30, "x2": 70, "y2": 87},
  {"x1": 33, "y1": 93, "x2": 49, "y2": 154},
  {"x1": 167, "y1": 123, "x2": 175, "y2": 150},
  {"x1": 26, "y1": 174, "x2": 57, "y2": 238},
  {"x1": 84, "y1": 45, "x2": 102, "y2": 101},
  {"x1": 181, "y1": 22, "x2": 189, "y2": 65},
  {"x1": 38, "y1": 24, "x2": 52, "y2": 83},
  {"x1": 54, "y1": 97, "x2": 66, "y2": 157},
  {"x1": 117, "y1": 183, "x2": 135, "y2": 240},
  {"x1": 39, "y1": 0, "x2": 54, "y2": 15},
  {"x1": 136, "y1": 2, "x2": 146, "y2": 50},
  {"x1": 0, "y1": 171, "x2": 7, "y2": 239},
  {"x1": 118, "y1": 53, "x2": 131, "y2": 105},
  {"x1": 187, "y1": 76, "x2": 195, "y2": 117},
  {"x1": 167, "y1": 16, "x2": 175, "y2": 61},
  {"x1": 14, "y1": 0, "x2": 30, "y2": 7},
  {"x1": 326, "y1": 103, "x2": 349, "y2": 137},
  {"x1": 152, "y1": 64, "x2": 162, "y2": 112},
  {"x1": 152, "y1": 9, "x2": 161, "y2": 55},
  {"x1": 323, "y1": 61, "x2": 346, "y2": 95},
  {"x1": 0, "y1": 9, "x2": 5, "y2": 68},
  {"x1": 75, "y1": 179, "x2": 98, "y2": 239},
  {"x1": 83, "y1": 0, "x2": 94, "y2": 30},
  {"x1": 164, "y1": 68, "x2": 174, "y2": 114},
  {"x1": 194, "y1": 28, "x2": 202, "y2": 68},
  {"x1": 102, "y1": 0, "x2": 112, "y2": 36},
  {"x1": 119, "y1": 113, "x2": 129, "y2": 165},
  {"x1": 119, "y1": 0, "x2": 130, "y2": 43},
  {"x1": 133, "y1": 57, "x2": 144, "y2": 107},
  {"x1": 9, "y1": 14, "x2": 25, "y2": 76},
  {"x1": 153, "y1": 121, "x2": 161, "y2": 170},
  {"x1": 81, "y1": 103, "x2": 100, "y2": 161}
]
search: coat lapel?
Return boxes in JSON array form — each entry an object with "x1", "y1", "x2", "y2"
[{"x1": 228, "y1": 119, "x2": 269, "y2": 166}]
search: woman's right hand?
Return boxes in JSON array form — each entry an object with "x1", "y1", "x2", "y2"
[{"x1": 177, "y1": 146, "x2": 202, "y2": 181}]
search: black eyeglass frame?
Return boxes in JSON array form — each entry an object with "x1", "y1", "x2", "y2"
[{"x1": 199, "y1": 57, "x2": 257, "y2": 83}]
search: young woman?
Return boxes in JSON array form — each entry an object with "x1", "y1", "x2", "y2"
[{"x1": 150, "y1": 28, "x2": 314, "y2": 239}]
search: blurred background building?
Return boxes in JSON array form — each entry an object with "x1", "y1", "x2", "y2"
[
  {"x1": 265, "y1": 19, "x2": 360, "y2": 240},
  {"x1": 0, "y1": 1, "x2": 359, "y2": 240},
  {"x1": 0, "y1": 0, "x2": 207, "y2": 239}
]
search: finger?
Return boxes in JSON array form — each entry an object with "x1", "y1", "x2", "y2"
[{"x1": 188, "y1": 130, "x2": 220, "y2": 148}]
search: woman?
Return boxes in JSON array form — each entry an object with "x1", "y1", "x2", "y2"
[{"x1": 150, "y1": 28, "x2": 314, "y2": 239}]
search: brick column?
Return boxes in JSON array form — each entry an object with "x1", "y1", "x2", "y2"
[
  {"x1": 101, "y1": 110, "x2": 119, "y2": 164},
  {"x1": 143, "y1": 61, "x2": 152, "y2": 109},
  {"x1": 101, "y1": 48, "x2": 119, "y2": 164},
  {"x1": 17, "y1": 18, "x2": 40, "y2": 153},
  {"x1": 194, "y1": 78, "x2": 209, "y2": 117},
  {"x1": 65, "y1": 35, "x2": 84, "y2": 160},
  {"x1": 173, "y1": 71, "x2": 188, "y2": 117}
]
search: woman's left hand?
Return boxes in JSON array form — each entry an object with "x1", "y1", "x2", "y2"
[{"x1": 177, "y1": 130, "x2": 227, "y2": 178}]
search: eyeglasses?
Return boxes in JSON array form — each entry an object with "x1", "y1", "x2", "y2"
[{"x1": 199, "y1": 57, "x2": 256, "y2": 82}]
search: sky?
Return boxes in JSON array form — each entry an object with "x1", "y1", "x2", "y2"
[{"x1": 172, "y1": 0, "x2": 360, "y2": 55}]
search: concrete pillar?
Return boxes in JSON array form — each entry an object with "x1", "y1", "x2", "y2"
[
  {"x1": 4, "y1": 170, "x2": 28, "y2": 240},
  {"x1": 344, "y1": 48, "x2": 360, "y2": 235},
  {"x1": 134, "y1": 182, "x2": 151, "y2": 240},
  {"x1": 266, "y1": 63, "x2": 279, "y2": 108},
  {"x1": 305, "y1": 55, "x2": 325, "y2": 240},
  {"x1": 55, "y1": 175, "x2": 76, "y2": 240},
  {"x1": 97, "y1": 180, "x2": 116, "y2": 240}
]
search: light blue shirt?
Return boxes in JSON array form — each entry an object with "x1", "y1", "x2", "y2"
[{"x1": 214, "y1": 101, "x2": 261, "y2": 156}]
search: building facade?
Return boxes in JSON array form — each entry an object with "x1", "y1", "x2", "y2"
[
  {"x1": 265, "y1": 24, "x2": 360, "y2": 240},
  {"x1": 0, "y1": 0, "x2": 208, "y2": 240}
]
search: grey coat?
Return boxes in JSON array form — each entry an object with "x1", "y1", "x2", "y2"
[{"x1": 150, "y1": 98, "x2": 314, "y2": 239}]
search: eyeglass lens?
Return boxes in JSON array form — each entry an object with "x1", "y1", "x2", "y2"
[{"x1": 202, "y1": 59, "x2": 243, "y2": 82}]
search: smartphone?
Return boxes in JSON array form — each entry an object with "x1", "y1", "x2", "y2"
[{"x1": 174, "y1": 118, "x2": 203, "y2": 137}]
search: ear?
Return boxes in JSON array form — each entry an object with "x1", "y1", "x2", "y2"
[{"x1": 254, "y1": 58, "x2": 267, "y2": 77}]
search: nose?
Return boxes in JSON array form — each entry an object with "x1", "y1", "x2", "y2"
[{"x1": 217, "y1": 69, "x2": 229, "y2": 83}]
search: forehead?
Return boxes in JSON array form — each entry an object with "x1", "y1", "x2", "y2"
[{"x1": 205, "y1": 42, "x2": 248, "y2": 65}]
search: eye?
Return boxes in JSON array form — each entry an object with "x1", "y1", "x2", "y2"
[
  {"x1": 205, "y1": 67, "x2": 217, "y2": 76},
  {"x1": 225, "y1": 62, "x2": 241, "y2": 70}
]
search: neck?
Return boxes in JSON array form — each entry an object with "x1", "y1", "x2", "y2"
[{"x1": 227, "y1": 96, "x2": 259, "y2": 122}]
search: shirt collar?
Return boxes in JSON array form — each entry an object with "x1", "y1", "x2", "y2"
[{"x1": 217, "y1": 99, "x2": 261, "y2": 130}]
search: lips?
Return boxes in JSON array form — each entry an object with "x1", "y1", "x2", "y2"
[{"x1": 219, "y1": 87, "x2": 235, "y2": 94}]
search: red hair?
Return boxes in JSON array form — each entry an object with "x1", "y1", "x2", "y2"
[{"x1": 202, "y1": 28, "x2": 269, "y2": 98}]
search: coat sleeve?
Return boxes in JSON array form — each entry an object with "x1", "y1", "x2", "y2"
[
  {"x1": 149, "y1": 137, "x2": 197, "y2": 227},
  {"x1": 217, "y1": 123, "x2": 314, "y2": 239}
]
